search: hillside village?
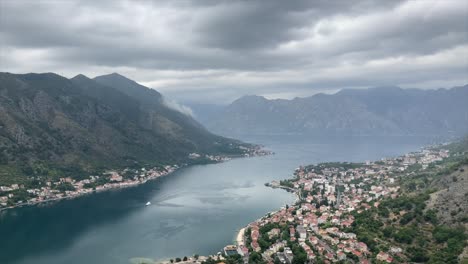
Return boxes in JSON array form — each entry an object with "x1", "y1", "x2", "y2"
[
  {"x1": 234, "y1": 149, "x2": 451, "y2": 263},
  {"x1": 161, "y1": 143, "x2": 467, "y2": 264},
  {"x1": 0, "y1": 146, "x2": 272, "y2": 210},
  {"x1": 0, "y1": 165, "x2": 178, "y2": 209}
]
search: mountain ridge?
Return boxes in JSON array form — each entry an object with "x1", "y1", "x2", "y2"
[
  {"x1": 0, "y1": 72, "x2": 249, "y2": 185},
  {"x1": 195, "y1": 85, "x2": 468, "y2": 137}
]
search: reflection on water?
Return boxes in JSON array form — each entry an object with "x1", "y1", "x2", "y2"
[{"x1": 0, "y1": 135, "x2": 438, "y2": 264}]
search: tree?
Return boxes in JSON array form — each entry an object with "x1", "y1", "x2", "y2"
[
  {"x1": 56, "y1": 182, "x2": 76, "y2": 192},
  {"x1": 258, "y1": 237, "x2": 271, "y2": 250},
  {"x1": 291, "y1": 243, "x2": 307, "y2": 264},
  {"x1": 382, "y1": 226, "x2": 395, "y2": 238},
  {"x1": 394, "y1": 229, "x2": 414, "y2": 244},
  {"x1": 424, "y1": 209, "x2": 438, "y2": 224},
  {"x1": 408, "y1": 247, "x2": 429, "y2": 262},
  {"x1": 274, "y1": 256, "x2": 282, "y2": 264},
  {"x1": 399, "y1": 212, "x2": 414, "y2": 225},
  {"x1": 378, "y1": 207, "x2": 390, "y2": 218},
  {"x1": 249, "y1": 252, "x2": 262, "y2": 263}
]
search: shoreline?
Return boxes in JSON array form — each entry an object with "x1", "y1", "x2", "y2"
[
  {"x1": 0, "y1": 166, "x2": 179, "y2": 212},
  {"x1": 234, "y1": 185, "x2": 298, "y2": 247},
  {"x1": 0, "y1": 150, "x2": 273, "y2": 212},
  {"x1": 236, "y1": 227, "x2": 245, "y2": 247},
  {"x1": 205, "y1": 142, "x2": 453, "y2": 263}
]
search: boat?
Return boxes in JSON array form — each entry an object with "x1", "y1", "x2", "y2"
[{"x1": 145, "y1": 201, "x2": 151, "y2": 206}]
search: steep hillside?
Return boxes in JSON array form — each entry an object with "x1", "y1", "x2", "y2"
[
  {"x1": 93, "y1": 73, "x2": 219, "y2": 148},
  {"x1": 342, "y1": 136, "x2": 468, "y2": 263},
  {"x1": 427, "y1": 165, "x2": 468, "y2": 226},
  {"x1": 0, "y1": 72, "x2": 248, "y2": 185}
]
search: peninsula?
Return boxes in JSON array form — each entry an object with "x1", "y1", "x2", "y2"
[{"x1": 160, "y1": 138, "x2": 467, "y2": 264}]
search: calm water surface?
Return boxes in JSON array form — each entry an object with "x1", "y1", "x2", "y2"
[{"x1": 0, "y1": 135, "x2": 439, "y2": 264}]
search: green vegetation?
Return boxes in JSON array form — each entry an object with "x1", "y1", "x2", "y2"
[
  {"x1": 6, "y1": 189, "x2": 35, "y2": 205},
  {"x1": 286, "y1": 241, "x2": 307, "y2": 264},
  {"x1": 350, "y1": 194, "x2": 466, "y2": 263},
  {"x1": 350, "y1": 209, "x2": 383, "y2": 253},
  {"x1": 55, "y1": 182, "x2": 76, "y2": 192},
  {"x1": 430, "y1": 226, "x2": 467, "y2": 263},
  {"x1": 279, "y1": 180, "x2": 294, "y2": 188},
  {"x1": 347, "y1": 140, "x2": 468, "y2": 263},
  {"x1": 0, "y1": 72, "x2": 254, "y2": 186},
  {"x1": 307, "y1": 162, "x2": 366, "y2": 171},
  {"x1": 248, "y1": 251, "x2": 265, "y2": 263}
]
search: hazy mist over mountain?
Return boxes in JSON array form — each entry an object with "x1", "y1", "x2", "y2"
[{"x1": 192, "y1": 85, "x2": 468, "y2": 137}]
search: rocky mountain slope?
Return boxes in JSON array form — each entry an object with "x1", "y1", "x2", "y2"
[
  {"x1": 0, "y1": 72, "x2": 247, "y2": 184},
  {"x1": 198, "y1": 85, "x2": 468, "y2": 137},
  {"x1": 427, "y1": 165, "x2": 468, "y2": 226},
  {"x1": 427, "y1": 136, "x2": 468, "y2": 227}
]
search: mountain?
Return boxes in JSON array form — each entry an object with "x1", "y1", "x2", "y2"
[
  {"x1": 184, "y1": 102, "x2": 226, "y2": 126},
  {"x1": 198, "y1": 85, "x2": 468, "y2": 137},
  {"x1": 0, "y1": 72, "x2": 248, "y2": 184}
]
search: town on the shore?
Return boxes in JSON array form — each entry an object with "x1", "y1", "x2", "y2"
[
  {"x1": 159, "y1": 146, "x2": 451, "y2": 264},
  {"x1": 0, "y1": 146, "x2": 271, "y2": 210},
  {"x1": 0, "y1": 164, "x2": 179, "y2": 210}
]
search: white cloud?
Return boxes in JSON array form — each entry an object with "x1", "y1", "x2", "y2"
[{"x1": 162, "y1": 97, "x2": 195, "y2": 117}]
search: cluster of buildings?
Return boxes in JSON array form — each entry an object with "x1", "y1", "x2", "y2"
[
  {"x1": 188, "y1": 146, "x2": 272, "y2": 162},
  {"x1": 0, "y1": 165, "x2": 178, "y2": 209},
  {"x1": 0, "y1": 145, "x2": 272, "y2": 211},
  {"x1": 238, "y1": 145, "x2": 274, "y2": 157},
  {"x1": 189, "y1": 152, "x2": 232, "y2": 162},
  {"x1": 401, "y1": 149, "x2": 448, "y2": 169},
  {"x1": 227, "y1": 147, "x2": 450, "y2": 263}
]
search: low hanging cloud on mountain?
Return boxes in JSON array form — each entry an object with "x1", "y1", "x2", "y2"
[
  {"x1": 162, "y1": 97, "x2": 195, "y2": 117},
  {"x1": 0, "y1": 0, "x2": 467, "y2": 103}
]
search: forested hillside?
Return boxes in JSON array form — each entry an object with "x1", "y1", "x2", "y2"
[{"x1": 0, "y1": 72, "x2": 249, "y2": 185}]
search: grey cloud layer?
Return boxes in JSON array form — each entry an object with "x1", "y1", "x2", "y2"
[{"x1": 0, "y1": 0, "x2": 467, "y2": 103}]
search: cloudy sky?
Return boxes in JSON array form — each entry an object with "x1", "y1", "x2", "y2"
[{"x1": 1, "y1": 0, "x2": 467, "y2": 103}]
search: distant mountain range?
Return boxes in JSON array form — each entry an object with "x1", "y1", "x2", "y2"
[
  {"x1": 0, "y1": 72, "x2": 247, "y2": 182},
  {"x1": 194, "y1": 85, "x2": 468, "y2": 137}
]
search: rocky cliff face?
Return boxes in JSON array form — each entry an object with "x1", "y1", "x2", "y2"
[
  {"x1": 427, "y1": 164, "x2": 468, "y2": 227},
  {"x1": 0, "y1": 72, "x2": 246, "y2": 181}
]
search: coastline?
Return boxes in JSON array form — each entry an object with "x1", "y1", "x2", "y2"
[
  {"x1": 0, "y1": 165, "x2": 179, "y2": 212},
  {"x1": 234, "y1": 185, "x2": 299, "y2": 246},
  {"x1": 0, "y1": 149, "x2": 273, "y2": 212},
  {"x1": 193, "y1": 142, "x2": 455, "y2": 263},
  {"x1": 236, "y1": 227, "x2": 245, "y2": 247}
]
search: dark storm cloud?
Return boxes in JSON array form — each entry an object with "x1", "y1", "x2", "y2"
[
  {"x1": 191, "y1": 0, "x2": 406, "y2": 50},
  {"x1": 0, "y1": 0, "x2": 467, "y2": 103}
]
